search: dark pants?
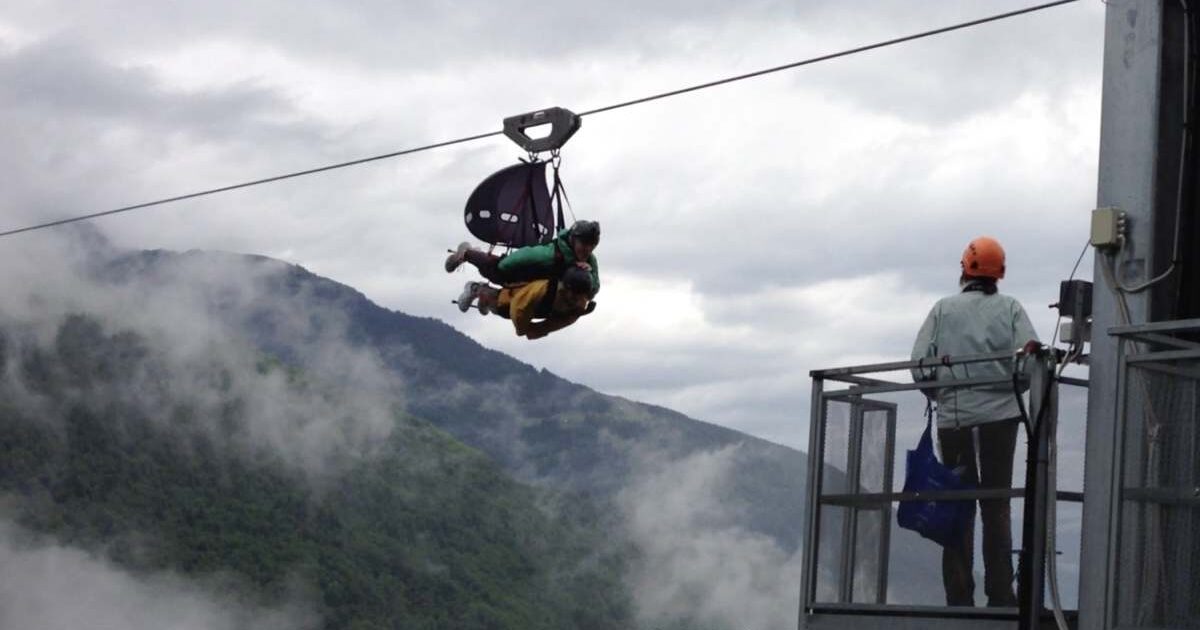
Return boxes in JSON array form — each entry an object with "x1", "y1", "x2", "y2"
[
  {"x1": 937, "y1": 420, "x2": 1019, "y2": 607},
  {"x1": 464, "y1": 250, "x2": 508, "y2": 286},
  {"x1": 465, "y1": 250, "x2": 552, "y2": 287}
]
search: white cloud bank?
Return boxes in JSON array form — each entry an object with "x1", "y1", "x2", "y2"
[
  {"x1": 0, "y1": 521, "x2": 318, "y2": 630},
  {"x1": 621, "y1": 446, "x2": 803, "y2": 630}
]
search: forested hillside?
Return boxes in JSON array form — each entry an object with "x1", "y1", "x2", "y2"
[
  {"x1": 0, "y1": 314, "x2": 633, "y2": 629},
  {"x1": 0, "y1": 241, "x2": 938, "y2": 629},
  {"x1": 98, "y1": 249, "x2": 810, "y2": 552}
]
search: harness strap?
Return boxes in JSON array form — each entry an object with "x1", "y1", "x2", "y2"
[
  {"x1": 551, "y1": 162, "x2": 566, "y2": 236},
  {"x1": 549, "y1": 151, "x2": 578, "y2": 234},
  {"x1": 521, "y1": 162, "x2": 539, "y2": 246}
]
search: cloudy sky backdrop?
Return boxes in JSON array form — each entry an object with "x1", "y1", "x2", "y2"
[{"x1": 1, "y1": 0, "x2": 1103, "y2": 451}]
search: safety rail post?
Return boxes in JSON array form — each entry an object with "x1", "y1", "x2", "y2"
[
  {"x1": 1018, "y1": 351, "x2": 1056, "y2": 630},
  {"x1": 877, "y1": 404, "x2": 896, "y2": 604},
  {"x1": 799, "y1": 374, "x2": 825, "y2": 628}
]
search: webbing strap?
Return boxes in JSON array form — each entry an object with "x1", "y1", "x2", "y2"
[
  {"x1": 521, "y1": 163, "x2": 538, "y2": 246},
  {"x1": 556, "y1": 171, "x2": 576, "y2": 224},
  {"x1": 549, "y1": 153, "x2": 574, "y2": 236}
]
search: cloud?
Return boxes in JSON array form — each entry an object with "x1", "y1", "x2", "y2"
[
  {"x1": 0, "y1": 1, "x2": 1106, "y2": 614},
  {"x1": 0, "y1": 0, "x2": 1105, "y2": 466},
  {"x1": 0, "y1": 520, "x2": 318, "y2": 630},
  {"x1": 620, "y1": 446, "x2": 803, "y2": 630},
  {"x1": 0, "y1": 232, "x2": 400, "y2": 481},
  {"x1": 0, "y1": 0, "x2": 836, "y2": 72}
]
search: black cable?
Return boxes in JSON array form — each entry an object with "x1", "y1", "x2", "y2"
[
  {"x1": 0, "y1": 0, "x2": 1080, "y2": 239},
  {"x1": 1012, "y1": 353, "x2": 1054, "y2": 438},
  {"x1": 0, "y1": 131, "x2": 503, "y2": 238},
  {"x1": 1066, "y1": 238, "x2": 1090, "y2": 281},
  {"x1": 578, "y1": 0, "x2": 1080, "y2": 117},
  {"x1": 1013, "y1": 355, "x2": 1035, "y2": 436}
]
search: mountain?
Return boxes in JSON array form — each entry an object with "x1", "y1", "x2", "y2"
[
  {"x1": 0, "y1": 242, "x2": 940, "y2": 629},
  {"x1": 0, "y1": 312, "x2": 635, "y2": 629},
  {"x1": 94, "y1": 250, "x2": 948, "y2": 606},
  {"x1": 97, "y1": 249, "x2": 809, "y2": 552}
]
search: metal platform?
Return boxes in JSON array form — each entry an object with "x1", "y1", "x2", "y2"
[{"x1": 799, "y1": 352, "x2": 1086, "y2": 629}]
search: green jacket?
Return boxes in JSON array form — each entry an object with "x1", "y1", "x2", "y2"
[{"x1": 496, "y1": 229, "x2": 600, "y2": 294}]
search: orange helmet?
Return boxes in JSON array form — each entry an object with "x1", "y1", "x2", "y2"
[{"x1": 961, "y1": 236, "x2": 1006, "y2": 279}]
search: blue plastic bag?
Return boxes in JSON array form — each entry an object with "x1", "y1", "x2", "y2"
[{"x1": 896, "y1": 411, "x2": 975, "y2": 547}]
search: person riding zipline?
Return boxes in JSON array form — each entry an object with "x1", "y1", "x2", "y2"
[
  {"x1": 458, "y1": 266, "x2": 594, "y2": 339},
  {"x1": 444, "y1": 220, "x2": 600, "y2": 294},
  {"x1": 447, "y1": 116, "x2": 596, "y2": 340}
]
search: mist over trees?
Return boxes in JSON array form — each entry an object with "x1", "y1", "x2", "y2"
[{"x1": 0, "y1": 234, "x2": 826, "y2": 629}]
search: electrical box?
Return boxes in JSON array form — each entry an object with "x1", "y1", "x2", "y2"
[
  {"x1": 1090, "y1": 207, "x2": 1124, "y2": 249},
  {"x1": 1059, "y1": 320, "x2": 1090, "y2": 346},
  {"x1": 1057, "y1": 279, "x2": 1093, "y2": 346},
  {"x1": 1059, "y1": 280, "x2": 1093, "y2": 321}
]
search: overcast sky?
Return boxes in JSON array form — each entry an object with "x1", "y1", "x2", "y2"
[{"x1": 0, "y1": 0, "x2": 1104, "y2": 451}]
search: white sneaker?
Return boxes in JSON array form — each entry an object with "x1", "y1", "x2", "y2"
[
  {"x1": 457, "y1": 281, "x2": 478, "y2": 312},
  {"x1": 444, "y1": 242, "x2": 471, "y2": 273}
]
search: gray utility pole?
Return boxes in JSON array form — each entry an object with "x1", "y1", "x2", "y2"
[{"x1": 1080, "y1": 1, "x2": 1198, "y2": 628}]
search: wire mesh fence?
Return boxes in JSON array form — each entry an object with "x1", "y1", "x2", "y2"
[{"x1": 1115, "y1": 345, "x2": 1200, "y2": 628}]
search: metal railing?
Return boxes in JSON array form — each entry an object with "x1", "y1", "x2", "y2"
[
  {"x1": 1106, "y1": 319, "x2": 1200, "y2": 629},
  {"x1": 800, "y1": 350, "x2": 1087, "y2": 629}
]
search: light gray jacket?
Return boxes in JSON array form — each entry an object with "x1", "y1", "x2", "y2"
[{"x1": 910, "y1": 289, "x2": 1039, "y2": 428}]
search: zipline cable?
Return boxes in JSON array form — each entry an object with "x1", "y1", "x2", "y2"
[
  {"x1": 0, "y1": 0, "x2": 1079, "y2": 239},
  {"x1": 578, "y1": 0, "x2": 1079, "y2": 117},
  {"x1": 0, "y1": 131, "x2": 503, "y2": 238}
]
